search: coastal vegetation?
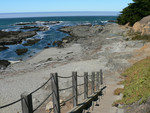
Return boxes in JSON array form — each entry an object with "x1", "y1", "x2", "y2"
[
  {"x1": 114, "y1": 57, "x2": 150, "y2": 105},
  {"x1": 117, "y1": 0, "x2": 150, "y2": 26}
]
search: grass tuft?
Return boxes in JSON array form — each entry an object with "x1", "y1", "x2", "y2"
[
  {"x1": 114, "y1": 57, "x2": 150, "y2": 105},
  {"x1": 114, "y1": 88, "x2": 124, "y2": 95}
]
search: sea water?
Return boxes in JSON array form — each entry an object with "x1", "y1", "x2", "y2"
[{"x1": 0, "y1": 16, "x2": 117, "y2": 61}]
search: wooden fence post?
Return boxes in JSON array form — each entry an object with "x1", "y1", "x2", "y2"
[
  {"x1": 91, "y1": 72, "x2": 95, "y2": 94},
  {"x1": 100, "y1": 69, "x2": 103, "y2": 85},
  {"x1": 51, "y1": 73, "x2": 61, "y2": 113},
  {"x1": 84, "y1": 72, "x2": 88, "y2": 99},
  {"x1": 21, "y1": 92, "x2": 33, "y2": 113},
  {"x1": 96, "y1": 72, "x2": 100, "y2": 91},
  {"x1": 72, "y1": 72, "x2": 78, "y2": 107}
]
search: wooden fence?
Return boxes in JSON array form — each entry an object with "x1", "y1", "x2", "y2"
[{"x1": 0, "y1": 69, "x2": 106, "y2": 113}]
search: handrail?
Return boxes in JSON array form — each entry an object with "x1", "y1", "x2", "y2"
[
  {"x1": 33, "y1": 92, "x2": 53, "y2": 112},
  {"x1": 0, "y1": 98, "x2": 23, "y2": 109},
  {"x1": 58, "y1": 75, "x2": 72, "y2": 79},
  {"x1": 59, "y1": 86, "x2": 73, "y2": 92},
  {"x1": 0, "y1": 69, "x2": 105, "y2": 113},
  {"x1": 30, "y1": 76, "x2": 52, "y2": 95}
]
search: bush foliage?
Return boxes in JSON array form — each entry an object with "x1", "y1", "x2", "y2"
[{"x1": 117, "y1": 0, "x2": 150, "y2": 26}]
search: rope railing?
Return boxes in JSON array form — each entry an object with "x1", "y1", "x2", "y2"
[
  {"x1": 59, "y1": 86, "x2": 73, "y2": 92},
  {"x1": 64, "y1": 96, "x2": 74, "y2": 103},
  {"x1": 77, "y1": 75, "x2": 84, "y2": 78},
  {"x1": 33, "y1": 92, "x2": 53, "y2": 112},
  {"x1": 0, "y1": 69, "x2": 105, "y2": 113},
  {"x1": 0, "y1": 98, "x2": 23, "y2": 109},
  {"x1": 77, "y1": 83, "x2": 84, "y2": 87},
  {"x1": 58, "y1": 75, "x2": 72, "y2": 79},
  {"x1": 30, "y1": 76, "x2": 52, "y2": 95},
  {"x1": 78, "y1": 91, "x2": 85, "y2": 96}
]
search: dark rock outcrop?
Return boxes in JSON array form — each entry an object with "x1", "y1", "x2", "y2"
[
  {"x1": 0, "y1": 60, "x2": 10, "y2": 69},
  {"x1": 59, "y1": 25, "x2": 103, "y2": 38},
  {"x1": 20, "y1": 26, "x2": 49, "y2": 31},
  {"x1": 23, "y1": 39, "x2": 40, "y2": 46},
  {"x1": 16, "y1": 22, "x2": 36, "y2": 25},
  {"x1": 16, "y1": 48, "x2": 28, "y2": 55},
  {"x1": 0, "y1": 31, "x2": 37, "y2": 45},
  {"x1": 0, "y1": 45, "x2": 9, "y2": 51}
]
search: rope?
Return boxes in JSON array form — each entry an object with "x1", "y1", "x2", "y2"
[
  {"x1": 33, "y1": 92, "x2": 53, "y2": 112},
  {"x1": 59, "y1": 86, "x2": 73, "y2": 92},
  {"x1": 58, "y1": 75, "x2": 72, "y2": 79},
  {"x1": 64, "y1": 96, "x2": 74, "y2": 103},
  {"x1": 0, "y1": 98, "x2": 23, "y2": 109},
  {"x1": 78, "y1": 91, "x2": 85, "y2": 96},
  {"x1": 77, "y1": 83, "x2": 84, "y2": 87},
  {"x1": 77, "y1": 75, "x2": 84, "y2": 78},
  {"x1": 30, "y1": 77, "x2": 52, "y2": 95}
]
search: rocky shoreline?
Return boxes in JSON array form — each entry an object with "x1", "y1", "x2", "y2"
[{"x1": 0, "y1": 23, "x2": 148, "y2": 113}]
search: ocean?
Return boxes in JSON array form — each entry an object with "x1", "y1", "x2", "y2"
[{"x1": 0, "y1": 16, "x2": 117, "y2": 61}]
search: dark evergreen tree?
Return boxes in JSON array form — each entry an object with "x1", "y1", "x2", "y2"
[{"x1": 117, "y1": 0, "x2": 150, "y2": 26}]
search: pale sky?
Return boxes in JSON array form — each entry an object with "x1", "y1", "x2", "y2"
[{"x1": 0, "y1": 0, "x2": 133, "y2": 13}]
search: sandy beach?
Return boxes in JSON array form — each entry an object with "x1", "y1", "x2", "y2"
[{"x1": 0, "y1": 23, "x2": 147, "y2": 113}]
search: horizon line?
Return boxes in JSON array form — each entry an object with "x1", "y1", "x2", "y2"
[
  {"x1": 0, "y1": 11, "x2": 120, "y2": 19},
  {"x1": 0, "y1": 11, "x2": 120, "y2": 14}
]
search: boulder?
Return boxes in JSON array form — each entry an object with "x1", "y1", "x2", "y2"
[
  {"x1": 133, "y1": 15, "x2": 150, "y2": 35},
  {"x1": 0, "y1": 60, "x2": 10, "y2": 69},
  {"x1": 16, "y1": 48, "x2": 28, "y2": 55}
]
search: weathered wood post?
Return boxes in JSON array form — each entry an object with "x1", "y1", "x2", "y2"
[
  {"x1": 84, "y1": 72, "x2": 88, "y2": 99},
  {"x1": 96, "y1": 72, "x2": 100, "y2": 91},
  {"x1": 21, "y1": 92, "x2": 33, "y2": 113},
  {"x1": 100, "y1": 69, "x2": 103, "y2": 86},
  {"x1": 51, "y1": 73, "x2": 61, "y2": 113},
  {"x1": 72, "y1": 72, "x2": 78, "y2": 107},
  {"x1": 91, "y1": 72, "x2": 95, "y2": 94}
]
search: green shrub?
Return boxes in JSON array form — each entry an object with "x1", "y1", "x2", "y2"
[{"x1": 117, "y1": 0, "x2": 150, "y2": 26}]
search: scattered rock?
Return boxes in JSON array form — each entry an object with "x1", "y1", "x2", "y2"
[
  {"x1": 44, "y1": 46, "x2": 49, "y2": 49},
  {"x1": 46, "y1": 58, "x2": 53, "y2": 61},
  {"x1": 62, "y1": 36, "x2": 74, "y2": 43},
  {"x1": 0, "y1": 60, "x2": 10, "y2": 69},
  {"x1": 23, "y1": 39, "x2": 40, "y2": 46},
  {"x1": 45, "y1": 99, "x2": 65, "y2": 111},
  {"x1": 53, "y1": 40, "x2": 63, "y2": 48},
  {"x1": 16, "y1": 48, "x2": 28, "y2": 55},
  {"x1": 67, "y1": 52, "x2": 73, "y2": 54}
]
